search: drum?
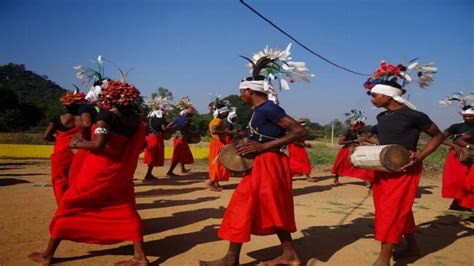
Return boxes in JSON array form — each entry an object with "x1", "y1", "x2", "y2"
[
  {"x1": 218, "y1": 143, "x2": 254, "y2": 172},
  {"x1": 187, "y1": 133, "x2": 201, "y2": 144},
  {"x1": 349, "y1": 144, "x2": 410, "y2": 172},
  {"x1": 456, "y1": 148, "x2": 474, "y2": 162}
]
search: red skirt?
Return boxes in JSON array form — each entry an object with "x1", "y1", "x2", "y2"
[
  {"x1": 171, "y1": 137, "x2": 194, "y2": 164},
  {"x1": 288, "y1": 143, "x2": 312, "y2": 176},
  {"x1": 143, "y1": 133, "x2": 165, "y2": 167},
  {"x1": 218, "y1": 151, "x2": 296, "y2": 243},
  {"x1": 442, "y1": 150, "x2": 470, "y2": 199},
  {"x1": 50, "y1": 123, "x2": 146, "y2": 244},
  {"x1": 51, "y1": 127, "x2": 81, "y2": 203},
  {"x1": 208, "y1": 138, "x2": 229, "y2": 181},
  {"x1": 372, "y1": 163, "x2": 422, "y2": 244},
  {"x1": 331, "y1": 146, "x2": 370, "y2": 180},
  {"x1": 459, "y1": 166, "x2": 474, "y2": 208}
]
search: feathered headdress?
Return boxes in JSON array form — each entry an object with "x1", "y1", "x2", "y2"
[
  {"x1": 209, "y1": 94, "x2": 230, "y2": 117},
  {"x1": 146, "y1": 96, "x2": 172, "y2": 118},
  {"x1": 345, "y1": 109, "x2": 367, "y2": 125},
  {"x1": 239, "y1": 43, "x2": 314, "y2": 104},
  {"x1": 74, "y1": 55, "x2": 133, "y2": 102},
  {"x1": 60, "y1": 89, "x2": 88, "y2": 106},
  {"x1": 363, "y1": 59, "x2": 438, "y2": 109},
  {"x1": 439, "y1": 91, "x2": 474, "y2": 115},
  {"x1": 100, "y1": 80, "x2": 141, "y2": 110},
  {"x1": 175, "y1": 97, "x2": 196, "y2": 115},
  {"x1": 227, "y1": 107, "x2": 238, "y2": 123}
]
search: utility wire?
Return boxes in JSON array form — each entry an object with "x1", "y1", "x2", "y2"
[{"x1": 240, "y1": 0, "x2": 371, "y2": 76}]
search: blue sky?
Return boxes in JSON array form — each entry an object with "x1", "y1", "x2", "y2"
[{"x1": 1, "y1": 0, "x2": 472, "y2": 129}]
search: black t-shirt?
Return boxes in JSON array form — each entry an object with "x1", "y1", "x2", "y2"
[
  {"x1": 147, "y1": 117, "x2": 167, "y2": 134},
  {"x1": 78, "y1": 104, "x2": 99, "y2": 121},
  {"x1": 246, "y1": 101, "x2": 286, "y2": 143},
  {"x1": 96, "y1": 111, "x2": 137, "y2": 138},
  {"x1": 224, "y1": 119, "x2": 234, "y2": 131},
  {"x1": 370, "y1": 125, "x2": 378, "y2": 135},
  {"x1": 447, "y1": 122, "x2": 474, "y2": 144},
  {"x1": 376, "y1": 106, "x2": 433, "y2": 151},
  {"x1": 51, "y1": 116, "x2": 73, "y2": 132}
]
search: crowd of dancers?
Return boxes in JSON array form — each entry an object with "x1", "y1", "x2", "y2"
[{"x1": 28, "y1": 46, "x2": 473, "y2": 266}]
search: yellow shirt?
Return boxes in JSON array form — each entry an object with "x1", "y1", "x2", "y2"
[{"x1": 209, "y1": 117, "x2": 226, "y2": 141}]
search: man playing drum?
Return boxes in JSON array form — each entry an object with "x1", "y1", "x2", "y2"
[
  {"x1": 199, "y1": 43, "x2": 313, "y2": 266},
  {"x1": 363, "y1": 60, "x2": 445, "y2": 266},
  {"x1": 207, "y1": 100, "x2": 230, "y2": 191}
]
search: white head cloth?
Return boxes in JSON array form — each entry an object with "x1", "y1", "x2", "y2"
[
  {"x1": 461, "y1": 107, "x2": 474, "y2": 115},
  {"x1": 370, "y1": 84, "x2": 417, "y2": 110},
  {"x1": 147, "y1": 109, "x2": 163, "y2": 118},
  {"x1": 239, "y1": 80, "x2": 279, "y2": 104},
  {"x1": 85, "y1": 84, "x2": 102, "y2": 102}
]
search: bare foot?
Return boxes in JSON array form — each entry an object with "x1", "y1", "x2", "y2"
[
  {"x1": 143, "y1": 175, "x2": 159, "y2": 182},
  {"x1": 372, "y1": 257, "x2": 390, "y2": 266},
  {"x1": 393, "y1": 247, "x2": 421, "y2": 260},
  {"x1": 306, "y1": 176, "x2": 317, "y2": 182},
  {"x1": 333, "y1": 180, "x2": 341, "y2": 186},
  {"x1": 198, "y1": 255, "x2": 239, "y2": 266},
  {"x1": 259, "y1": 255, "x2": 301, "y2": 266},
  {"x1": 27, "y1": 252, "x2": 51, "y2": 265},
  {"x1": 114, "y1": 258, "x2": 149, "y2": 266},
  {"x1": 181, "y1": 168, "x2": 191, "y2": 173},
  {"x1": 166, "y1": 172, "x2": 178, "y2": 177}
]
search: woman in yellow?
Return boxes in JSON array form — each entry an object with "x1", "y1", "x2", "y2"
[{"x1": 208, "y1": 103, "x2": 230, "y2": 191}]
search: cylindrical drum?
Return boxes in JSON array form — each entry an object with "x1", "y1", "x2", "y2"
[
  {"x1": 350, "y1": 144, "x2": 410, "y2": 172},
  {"x1": 218, "y1": 143, "x2": 254, "y2": 172},
  {"x1": 456, "y1": 148, "x2": 474, "y2": 162}
]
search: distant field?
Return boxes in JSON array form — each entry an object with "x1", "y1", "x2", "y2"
[{"x1": 0, "y1": 133, "x2": 449, "y2": 169}]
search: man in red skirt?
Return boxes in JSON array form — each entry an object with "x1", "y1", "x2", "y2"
[
  {"x1": 363, "y1": 60, "x2": 445, "y2": 266},
  {"x1": 288, "y1": 119, "x2": 314, "y2": 181},
  {"x1": 199, "y1": 43, "x2": 313, "y2": 266},
  {"x1": 454, "y1": 131, "x2": 474, "y2": 210}
]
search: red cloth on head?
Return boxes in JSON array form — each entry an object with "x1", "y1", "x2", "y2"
[
  {"x1": 218, "y1": 151, "x2": 296, "y2": 243},
  {"x1": 331, "y1": 146, "x2": 371, "y2": 180},
  {"x1": 171, "y1": 137, "x2": 194, "y2": 164},
  {"x1": 442, "y1": 150, "x2": 470, "y2": 199},
  {"x1": 459, "y1": 166, "x2": 474, "y2": 208},
  {"x1": 49, "y1": 122, "x2": 146, "y2": 244},
  {"x1": 208, "y1": 139, "x2": 229, "y2": 181},
  {"x1": 50, "y1": 127, "x2": 81, "y2": 203},
  {"x1": 288, "y1": 143, "x2": 312, "y2": 176},
  {"x1": 372, "y1": 163, "x2": 422, "y2": 244},
  {"x1": 143, "y1": 133, "x2": 165, "y2": 167}
]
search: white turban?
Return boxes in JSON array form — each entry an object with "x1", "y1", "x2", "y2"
[
  {"x1": 370, "y1": 84, "x2": 417, "y2": 110},
  {"x1": 461, "y1": 107, "x2": 474, "y2": 115},
  {"x1": 240, "y1": 80, "x2": 279, "y2": 104}
]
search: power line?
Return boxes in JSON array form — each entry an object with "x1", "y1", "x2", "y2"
[{"x1": 240, "y1": 0, "x2": 371, "y2": 76}]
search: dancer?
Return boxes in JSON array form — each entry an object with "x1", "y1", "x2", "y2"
[
  {"x1": 363, "y1": 60, "x2": 444, "y2": 266},
  {"x1": 199, "y1": 43, "x2": 313, "y2": 266},
  {"x1": 288, "y1": 119, "x2": 314, "y2": 182},
  {"x1": 439, "y1": 92, "x2": 474, "y2": 210},
  {"x1": 454, "y1": 132, "x2": 474, "y2": 210},
  {"x1": 28, "y1": 79, "x2": 148, "y2": 266},
  {"x1": 143, "y1": 96, "x2": 172, "y2": 181},
  {"x1": 166, "y1": 97, "x2": 196, "y2": 176},
  {"x1": 224, "y1": 107, "x2": 238, "y2": 144},
  {"x1": 331, "y1": 110, "x2": 370, "y2": 185},
  {"x1": 207, "y1": 99, "x2": 230, "y2": 191},
  {"x1": 43, "y1": 90, "x2": 87, "y2": 203}
]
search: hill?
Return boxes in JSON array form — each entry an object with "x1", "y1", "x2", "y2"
[{"x1": 0, "y1": 63, "x2": 67, "y2": 132}]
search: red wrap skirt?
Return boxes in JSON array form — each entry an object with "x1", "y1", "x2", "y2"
[
  {"x1": 143, "y1": 133, "x2": 165, "y2": 167},
  {"x1": 372, "y1": 163, "x2": 422, "y2": 244},
  {"x1": 49, "y1": 123, "x2": 146, "y2": 244},
  {"x1": 288, "y1": 143, "x2": 312, "y2": 176},
  {"x1": 208, "y1": 138, "x2": 229, "y2": 181},
  {"x1": 50, "y1": 127, "x2": 81, "y2": 203},
  {"x1": 171, "y1": 137, "x2": 194, "y2": 164},
  {"x1": 459, "y1": 166, "x2": 474, "y2": 208},
  {"x1": 218, "y1": 151, "x2": 296, "y2": 243},
  {"x1": 331, "y1": 146, "x2": 371, "y2": 180},
  {"x1": 442, "y1": 150, "x2": 470, "y2": 199}
]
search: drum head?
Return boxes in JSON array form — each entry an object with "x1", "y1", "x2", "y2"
[
  {"x1": 218, "y1": 144, "x2": 253, "y2": 172},
  {"x1": 456, "y1": 148, "x2": 474, "y2": 162},
  {"x1": 380, "y1": 144, "x2": 411, "y2": 172}
]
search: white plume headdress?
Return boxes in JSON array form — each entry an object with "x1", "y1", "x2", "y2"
[
  {"x1": 146, "y1": 96, "x2": 172, "y2": 118},
  {"x1": 239, "y1": 43, "x2": 314, "y2": 104},
  {"x1": 345, "y1": 109, "x2": 367, "y2": 125},
  {"x1": 439, "y1": 91, "x2": 474, "y2": 115},
  {"x1": 175, "y1": 97, "x2": 196, "y2": 115}
]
